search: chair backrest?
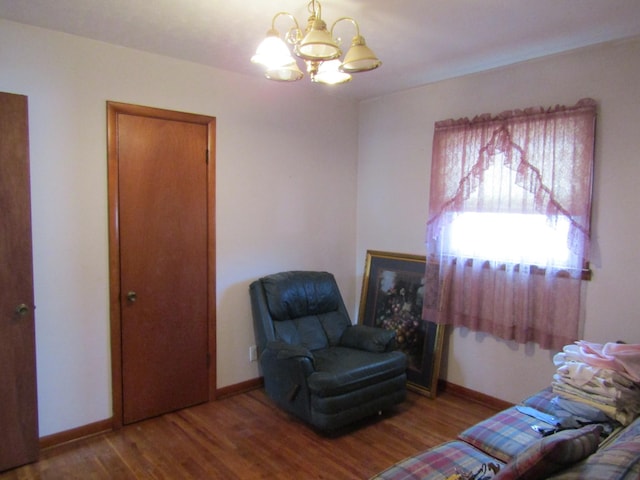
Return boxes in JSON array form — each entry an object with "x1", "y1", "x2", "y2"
[{"x1": 250, "y1": 271, "x2": 352, "y2": 353}]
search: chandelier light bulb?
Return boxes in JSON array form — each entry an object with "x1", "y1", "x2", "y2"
[
  {"x1": 313, "y1": 59, "x2": 351, "y2": 85},
  {"x1": 251, "y1": 32, "x2": 294, "y2": 69}
]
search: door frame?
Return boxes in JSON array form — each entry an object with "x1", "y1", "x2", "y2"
[{"x1": 107, "y1": 101, "x2": 216, "y2": 428}]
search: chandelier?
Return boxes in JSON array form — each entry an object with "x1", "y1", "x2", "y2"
[{"x1": 250, "y1": 0, "x2": 381, "y2": 85}]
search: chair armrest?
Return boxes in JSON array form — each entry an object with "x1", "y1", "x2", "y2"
[
  {"x1": 261, "y1": 341, "x2": 315, "y2": 378},
  {"x1": 260, "y1": 341, "x2": 315, "y2": 418},
  {"x1": 265, "y1": 341, "x2": 315, "y2": 362},
  {"x1": 340, "y1": 325, "x2": 397, "y2": 352}
]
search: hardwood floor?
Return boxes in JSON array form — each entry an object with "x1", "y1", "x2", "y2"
[{"x1": 1, "y1": 388, "x2": 502, "y2": 479}]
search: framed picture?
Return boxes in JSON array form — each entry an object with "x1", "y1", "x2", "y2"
[{"x1": 358, "y1": 250, "x2": 446, "y2": 398}]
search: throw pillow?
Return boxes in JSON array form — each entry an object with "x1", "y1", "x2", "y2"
[{"x1": 493, "y1": 424, "x2": 602, "y2": 480}]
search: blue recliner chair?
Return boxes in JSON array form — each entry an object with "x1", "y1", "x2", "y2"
[{"x1": 250, "y1": 271, "x2": 407, "y2": 431}]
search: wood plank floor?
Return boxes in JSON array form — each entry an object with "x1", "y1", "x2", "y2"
[{"x1": 1, "y1": 388, "x2": 502, "y2": 480}]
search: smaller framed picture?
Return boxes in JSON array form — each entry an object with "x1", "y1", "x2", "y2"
[{"x1": 358, "y1": 250, "x2": 446, "y2": 398}]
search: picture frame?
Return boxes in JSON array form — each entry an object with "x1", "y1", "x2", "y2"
[{"x1": 358, "y1": 250, "x2": 446, "y2": 398}]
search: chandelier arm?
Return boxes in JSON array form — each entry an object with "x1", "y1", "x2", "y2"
[
  {"x1": 330, "y1": 17, "x2": 360, "y2": 38},
  {"x1": 271, "y1": 11, "x2": 301, "y2": 32}
]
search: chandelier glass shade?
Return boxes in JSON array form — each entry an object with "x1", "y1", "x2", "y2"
[
  {"x1": 265, "y1": 61, "x2": 304, "y2": 81},
  {"x1": 250, "y1": 0, "x2": 381, "y2": 85}
]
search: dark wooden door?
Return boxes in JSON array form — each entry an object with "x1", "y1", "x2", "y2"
[
  {"x1": 108, "y1": 103, "x2": 216, "y2": 425},
  {"x1": 0, "y1": 92, "x2": 39, "y2": 471}
]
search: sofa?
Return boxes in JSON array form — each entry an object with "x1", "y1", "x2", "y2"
[{"x1": 372, "y1": 386, "x2": 640, "y2": 479}]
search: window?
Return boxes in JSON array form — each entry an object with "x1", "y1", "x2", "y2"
[
  {"x1": 423, "y1": 99, "x2": 596, "y2": 350},
  {"x1": 447, "y1": 212, "x2": 574, "y2": 267}
]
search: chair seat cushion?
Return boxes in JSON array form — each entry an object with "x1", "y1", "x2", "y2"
[{"x1": 307, "y1": 346, "x2": 407, "y2": 397}]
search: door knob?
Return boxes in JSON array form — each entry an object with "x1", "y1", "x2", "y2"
[
  {"x1": 15, "y1": 303, "x2": 29, "y2": 317},
  {"x1": 126, "y1": 291, "x2": 137, "y2": 303}
]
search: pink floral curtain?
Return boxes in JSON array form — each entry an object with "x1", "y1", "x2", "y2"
[{"x1": 423, "y1": 99, "x2": 597, "y2": 350}]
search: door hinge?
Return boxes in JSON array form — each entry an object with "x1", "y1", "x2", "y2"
[{"x1": 206, "y1": 149, "x2": 209, "y2": 164}]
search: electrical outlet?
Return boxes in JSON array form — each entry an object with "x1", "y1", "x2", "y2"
[{"x1": 249, "y1": 345, "x2": 257, "y2": 362}]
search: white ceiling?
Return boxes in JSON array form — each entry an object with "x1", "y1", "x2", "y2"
[{"x1": 1, "y1": 0, "x2": 640, "y2": 101}]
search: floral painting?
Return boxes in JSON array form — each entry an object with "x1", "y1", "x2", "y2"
[{"x1": 359, "y1": 250, "x2": 446, "y2": 397}]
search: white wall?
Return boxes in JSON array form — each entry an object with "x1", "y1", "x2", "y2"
[
  {"x1": 357, "y1": 37, "x2": 640, "y2": 403},
  {"x1": 0, "y1": 19, "x2": 358, "y2": 436}
]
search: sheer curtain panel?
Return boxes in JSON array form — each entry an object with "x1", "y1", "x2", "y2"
[{"x1": 423, "y1": 99, "x2": 596, "y2": 350}]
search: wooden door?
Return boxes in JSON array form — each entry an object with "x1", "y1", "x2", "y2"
[
  {"x1": 107, "y1": 102, "x2": 216, "y2": 425},
  {"x1": 0, "y1": 92, "x2": 39, "y2": 471}
]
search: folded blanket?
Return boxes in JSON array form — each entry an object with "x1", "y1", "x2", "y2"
[
  {"x1": 552, "y1": 363, "x2": 639, "y2": 400},
  {"x1": 553, "y1": 354, "x2": 637, "y2": 387},
  {"x1": 575, "y1": 341, "x2": 640, "y2": 382},
  {"x1": 551, "y1": 395, "x2": 612, "y2": 424},
  {"x1": 551, "y1": 341, "x2": 640, "y2": 426},
  {"x1": 552, "y1": 381, "x2": 639, "y2": 426}
]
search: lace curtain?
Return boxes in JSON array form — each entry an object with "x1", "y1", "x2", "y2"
[{"x1": 423, "y1": 99, "x2": 597, "y2": 350}]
